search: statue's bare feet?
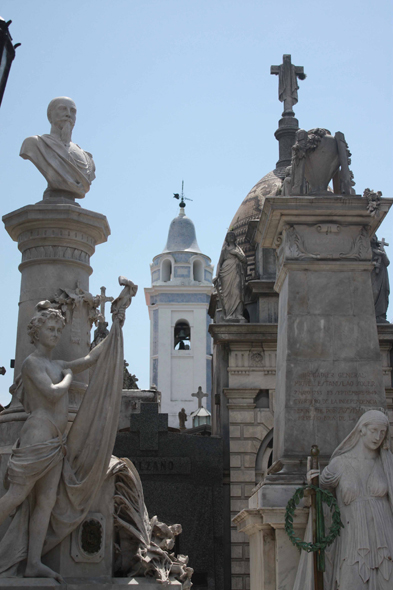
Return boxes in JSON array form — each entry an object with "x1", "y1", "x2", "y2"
[{"x1": 25, "y1": 561, "x2": 64, "y2": 584}]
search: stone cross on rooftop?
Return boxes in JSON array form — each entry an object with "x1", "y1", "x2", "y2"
[
  {"x1": 271, "y1": 54, "x2": 306, "y2": 115},
  {"x1": 130, "y1": 402, "x2": 168, "y2": 450},
  {"x1": 99, "y1": 286, "x2": 113, "y2": 322},
  {"x1": 192, "y1": 386, "x2": 208, "y2": 409}
]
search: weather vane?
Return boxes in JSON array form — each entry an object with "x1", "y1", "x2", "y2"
[{"x1": 173, "y1": 180, "x2": 193, "y2": 209}]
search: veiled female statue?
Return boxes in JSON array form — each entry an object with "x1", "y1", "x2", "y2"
[
  {"x1": 214, "y1": 231, "x2": 247, "y2": 322},
  {"x1": 320, "y1": 410, "x2": 393, "y2": 589}
]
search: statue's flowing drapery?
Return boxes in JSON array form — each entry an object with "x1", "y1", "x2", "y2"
[
  {"x1": 0, "y1": 316, "x2": 124, "y2": 576},
  {"x1": 320, "y1": 412, "x2": 393, "y2": 590},
  {"x1": 371, "y1": 254, "x2": 390, "y2": 321},
  {"x1": 20, "y1": 134, "x2": 95, "y2": 197},
  {"x1": 217, "y1": 248, "x2": 245, "y2": 318}
]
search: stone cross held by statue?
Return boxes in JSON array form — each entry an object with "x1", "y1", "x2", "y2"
[
  {"x1": 192, "y1": 386, "x2": 208, "y2": 409},
  {"x1": 380, "y1": 238, "x2": 389, "y2": 251},
  {"x1": 99, "y1": 286, "x2": 113, "y2": 322},
  {"x1": 270, "y1": 54, "x2": 306, "y2": 115}
]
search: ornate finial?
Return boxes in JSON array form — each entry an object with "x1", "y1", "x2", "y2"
[
  {"x1": 271, "y1": 54, "x2": 306, "y2": 117},
  {"x1": 363, "y1": 188, "x2": 382, "y2": 217},
  {"x1": 310, "y1": 444, "x2": 320, "y2": 470},
  {"x1": 173, "y1": 181, "x2": 193, "y2": 216}
]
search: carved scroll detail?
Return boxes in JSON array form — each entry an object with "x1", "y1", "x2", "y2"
[
  {"x1": 339, "y1": 226, "x2": 371, "y2": 260},
  {"x1": 285, "y1": 225, "x2": 320, "y2": 260}
]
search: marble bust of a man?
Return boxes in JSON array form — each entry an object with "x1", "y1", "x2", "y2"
[{"x1": 20, "y1": 96, "x2": 96, "y2": 202}]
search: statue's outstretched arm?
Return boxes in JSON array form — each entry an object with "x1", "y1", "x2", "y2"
[
  {"x1": 63, "y1": 276, "x2": 137, "y2": 374},
  {"x1": 22, "y1": 357, "x2": 72, "y2": 401},
  {"x1": 62, "y1": 336, "x2": 106, "y2": 374}
]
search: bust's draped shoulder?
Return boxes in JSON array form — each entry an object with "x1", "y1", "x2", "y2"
[{"x1": 19, "y1": 134, "x2": 94, "y2": 197}]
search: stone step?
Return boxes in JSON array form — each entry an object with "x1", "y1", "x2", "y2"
[{"x1": 0, "y1": 578, "x2": 182, "y2": 589}]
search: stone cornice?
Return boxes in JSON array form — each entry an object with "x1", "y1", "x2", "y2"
[
  {"x1": 256, "y1": 195, "x2": 393, "y2": 248},
  {"x1": 223, "y1": 388, "x2": 258, "y2": 408},
  {"x1": 209, "y1": 323, "x2": 278, "y2": 344},
  {"x1": 233, "y1": 507, "x2": 309, "y2": 534},
  {"x1": 3, "y1": 203, "x2": 110, "y2": 246}
]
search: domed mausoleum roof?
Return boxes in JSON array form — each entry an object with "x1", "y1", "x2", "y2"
[
  {"x1": 229, "y1": 169, "x2": 283, "y2": 235},
  {"x1": 225, "y1": 168, "x2": 284, "y2": 281},
  {"x1": 162, "y1": 206, "x2": 202, "y2": 254}
]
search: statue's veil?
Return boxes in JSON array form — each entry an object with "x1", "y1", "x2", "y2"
[
  {"x1": 330, "y1": 409, "x2": 393, "y2": 511},
  {"x1": 331, "y1": 409, "x2": 391, "y2": 459}
]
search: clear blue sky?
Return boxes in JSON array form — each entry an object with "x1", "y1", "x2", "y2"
[{"x1": 0, "y1": 0, "x2": 392, "y2": 405}]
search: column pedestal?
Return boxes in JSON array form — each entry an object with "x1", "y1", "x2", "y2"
[{"x1": 256, "y1": 195, "x2": 392, "y2": 471}]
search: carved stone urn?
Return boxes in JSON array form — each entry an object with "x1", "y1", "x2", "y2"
[{"x1": 304, "y1": 132, "x2": 340, "y2": 194}]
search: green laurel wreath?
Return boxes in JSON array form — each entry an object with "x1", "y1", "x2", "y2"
[{"x1": 285, "y1": 485, "x2": 344, "y2": 553}]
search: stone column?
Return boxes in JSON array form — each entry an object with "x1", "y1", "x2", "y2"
[
  {"x1": 224, "y1": 388, "x2": 259, "y2": 590},
  {"x1": 0, "y1": 202, "x2": 110, "y2": 462},
  {"x1": 233, "y1": 507, "x2": 308, "y2": 590},
  {"x1": 3, "y1": 202, "x2": 110, "y2": 379}
]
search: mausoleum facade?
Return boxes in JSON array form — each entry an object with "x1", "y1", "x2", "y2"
[{"x1": 209, "y1": 55, "x2": 393, "y2": 590}]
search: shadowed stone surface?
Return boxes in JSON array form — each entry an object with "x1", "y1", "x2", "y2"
[{"x1": 114, "y1": 402, "x2": 224, "y2": 590}]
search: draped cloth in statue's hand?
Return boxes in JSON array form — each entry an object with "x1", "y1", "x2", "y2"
[
  {"x1": 0, "y1": 276, "x2": 136, "y2": 576},
  {"x1": 43, "y1": 315, "x2": 124, "y2": 554}
]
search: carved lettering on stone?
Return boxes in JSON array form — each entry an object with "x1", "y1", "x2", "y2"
[{"x1": 316, "y1": 224, "x2": 341, "y2": 235}]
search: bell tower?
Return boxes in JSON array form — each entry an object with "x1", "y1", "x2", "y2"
[{"x1": 144, "y1": 195, "x2": 214, "y2": 428}]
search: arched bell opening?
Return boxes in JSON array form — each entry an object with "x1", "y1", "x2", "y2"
[
  {"x1": 162, "y1": 259, "x2": 172, "y2": 282},
  {"x1": 174, "y1": 320, "x2": 191, "y2": 350},
  {"x1": 193, "y1": 259, "x2": 203, "y2": 282}
]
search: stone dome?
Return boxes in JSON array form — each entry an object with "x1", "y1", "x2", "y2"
[
  {"x1": 229, "y1": 169, "x2": 283, "y2": 239},
  {"x1": 162, "y1": 207, "x2": 202, "y2": 254}
]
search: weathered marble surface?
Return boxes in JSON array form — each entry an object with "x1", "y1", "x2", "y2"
[
  {"x1": 235, "y1": 195, "x2": 393, "y2": 590},
  {"x1": 287, "y1": 128, "x2": 355, "y2": 196},
  {"x1": 270, "y1": 54, "x2": 306, "y2": 115},
  {"x1": 214, "y1": 231, "x2": 247, "y2": 323},
  {"x1": 233, "y1": 507, "x2": 309, "y2": 590},
  {"x1": 2, "y1": 202, "x2": 110, "y2": 381},
  {"x1": 371, "y1": 234, "x2": 390, "y2": 323},
  {"x1": 255, "y1": 196, "x2": 392, "y2": 467},
  {"x1": 20, "y1": 97, "x2": 95, "y2": 202},
  {"x1": 0, "y1": 277, "x2": 135, "y2": 582},
  {"x1": 321, "y1": 410, "x2": 393, "y2": 589}
]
